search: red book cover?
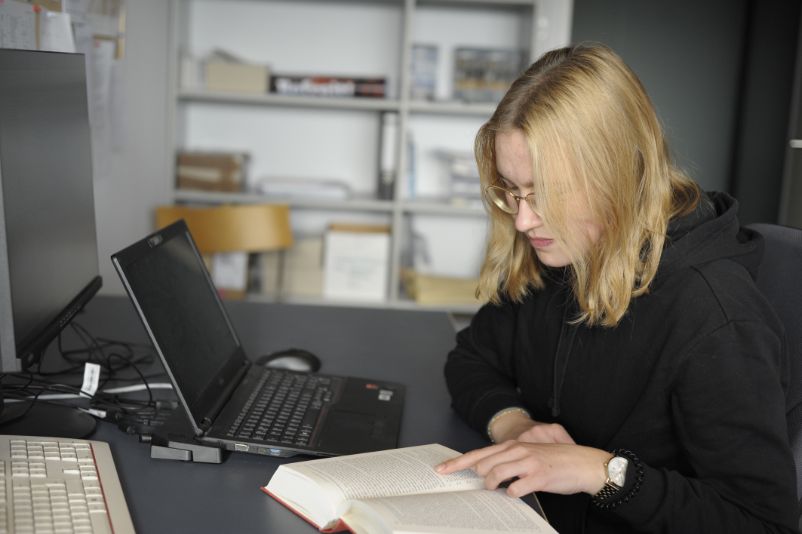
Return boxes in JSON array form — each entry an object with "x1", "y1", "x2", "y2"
[{"x1": 261, "y1": 485, "x2": 351, "y2": 533}]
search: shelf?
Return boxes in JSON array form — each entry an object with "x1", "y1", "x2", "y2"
[
  {"x1": 173, "y1": 189, "x2": 395, "y2": 213},
  {"x1": 242, "y1": 292, "x2": 482, "y2": 316},
  {"x1": 418, "y1": 0, "x2": 533, "y2": 7},
  {"x1": 167, "y1": 0, "x2": 563, "y2": 313},
  {"x1": 179, "y1": 91, "x2": 498, "y2": 117},
  {"x1": 408, "y1": 100, "x2": 497, "y2": 117},
  {"x1": 401, "y1": 199, "x2": 486, "y2": 216},
  {"x1": 174, "y1": 191, "x2": 489, "y2": 216},
  {"x1": 178, "y1": 89, "x2": 401, "y2": 112}
]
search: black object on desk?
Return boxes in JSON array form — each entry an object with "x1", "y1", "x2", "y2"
[
  {"x1": 111, "y1": 220, "x2": 405, "y2": 459},
  {"x1": 150, "y1": 408, "x2": 226, "y2": 463}
]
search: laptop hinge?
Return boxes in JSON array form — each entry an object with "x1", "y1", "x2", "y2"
[{"x1": 200, "y1": 361, "x2": 251, "y2": 431}]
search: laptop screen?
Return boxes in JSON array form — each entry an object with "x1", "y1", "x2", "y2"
[{"x1": 112, "y1": 222, "x2": 246, "y2": 420}]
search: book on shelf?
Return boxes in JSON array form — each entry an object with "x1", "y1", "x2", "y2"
[
  {"x1": 377, "y1": 112, "x2": 398, "y2": 200},
  {"x1": 262, "y1": 443, "x2": 556, "y2": 534},
  {"x1": 270, "y1": 73, "x2": 386, "y2": 98},
  {"x1": 410, "y1": 43, "x2": 438, "y2": 101},
  {"x1": 435, "y1": 149, "x2": 482, "y2": 204},
  {"x1": 453, "y1": 47, "x2": 527, "y2": 103}
]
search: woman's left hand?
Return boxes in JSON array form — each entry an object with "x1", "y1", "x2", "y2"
[{"x1": 436, "y1": 440, "x2": 612, "y2": 497}]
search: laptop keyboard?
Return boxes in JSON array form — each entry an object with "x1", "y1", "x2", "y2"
[{"x1": 226, "y1": 370, "x2": 339, "y2": 447}]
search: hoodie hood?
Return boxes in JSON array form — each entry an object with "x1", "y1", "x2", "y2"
[
  {"x1": 658, "y1": 191, "x2": 762, "y2": 282},
  {"x1": 548, "y1": 192, "x2": 760, "y2": 418}
]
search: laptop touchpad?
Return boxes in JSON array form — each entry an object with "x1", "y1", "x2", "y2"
[{"x1": 317, "y1": 411, "x2": 388, "y2": 455}]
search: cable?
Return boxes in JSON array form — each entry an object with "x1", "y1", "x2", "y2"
[
  {"x1": 1, "y1": 321, "x2": 172, "y2": 428},
  {"x1": 1, "y1": 383, "x2": 174, "y2": 402}
]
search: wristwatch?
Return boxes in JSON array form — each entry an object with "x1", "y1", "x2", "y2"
[{"x1": 593, "y1": 454, "x2": 629, "y2": 502}]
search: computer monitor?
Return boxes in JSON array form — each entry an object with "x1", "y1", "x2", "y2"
[{"x1": 0, "y1": 49, "x2": 102, "y2": 436}]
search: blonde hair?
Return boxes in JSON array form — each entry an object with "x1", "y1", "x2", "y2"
[{"x1": 476, "y1": 43, "x2": 700, "y2": 327}]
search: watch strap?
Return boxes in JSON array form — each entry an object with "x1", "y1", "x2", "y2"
[
  {"x1": 591, "y1": 448, "x2": 645, "y2": 510},
  {"x1": 593, "y1": 481, "x2": 623, "y2": 502}
]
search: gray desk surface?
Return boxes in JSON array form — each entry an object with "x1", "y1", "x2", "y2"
[{"x1": 78, "y1": 295, "x2": 485, "y2": 534}]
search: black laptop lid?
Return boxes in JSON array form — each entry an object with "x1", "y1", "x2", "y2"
[{"x1": 111, "y1": 221, "x2": 249, "y2": 431}]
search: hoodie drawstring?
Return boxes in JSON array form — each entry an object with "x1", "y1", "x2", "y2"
[{"x1": 550, "y1": 303, "x2": 578, "y2": 418}]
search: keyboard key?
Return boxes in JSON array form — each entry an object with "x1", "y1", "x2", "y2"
[{"x1": 229, "y1": 369, "x2": 337, "y2": 446}]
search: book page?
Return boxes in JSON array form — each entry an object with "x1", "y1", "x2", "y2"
[
  {"x1": 346, "y1": 489, "x2": 558, "y2": 534},
  {"x1": 288, "y1": 444, "x2": 483, "y2": 501}
]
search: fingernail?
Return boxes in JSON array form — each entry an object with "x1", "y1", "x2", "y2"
[{"x1": 435, "y1": 463, "x2": 445, "y2": 472}]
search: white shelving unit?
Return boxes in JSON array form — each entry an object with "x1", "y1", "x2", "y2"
[{"x1": 166, "y1": 0, "x2": 571, "y2": 311}]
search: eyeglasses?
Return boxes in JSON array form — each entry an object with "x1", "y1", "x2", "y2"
[{"x1": 484, "y1": 185, "x2": 540, "y2": 215}]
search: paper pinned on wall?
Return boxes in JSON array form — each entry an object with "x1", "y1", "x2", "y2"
[
  {"x1": 0, "y1": 1, "x2": 36, "y2": 50},
  {"x1": 86, "y1": 37, "x2": 124, "y2": 180},
  {"x1": 40, "y1": 10, "x2": 76, "y2": 52}
]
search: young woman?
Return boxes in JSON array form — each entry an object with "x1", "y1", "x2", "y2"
[{"x1": 436, "y1": 43, "x2": 798, "y2": 533}]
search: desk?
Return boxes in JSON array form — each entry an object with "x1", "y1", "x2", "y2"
[{"x1": 78, "y1": 296, "x2": 485, "y2": 533}]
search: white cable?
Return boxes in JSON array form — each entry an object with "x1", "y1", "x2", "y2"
[
  {"x1": 103, "y1": 383, "x2": 173, "y2": 394},
  {"x1": 3, "y1": 382, "x2": 174, "y2": 402}
]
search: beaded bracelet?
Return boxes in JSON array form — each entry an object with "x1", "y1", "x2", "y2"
[
  {"x1": 486, "y1": 406, "x2": 532, "y2": 443},
  {"x1": 592, "y1": 448, "x2": 645, "y2": 510}
]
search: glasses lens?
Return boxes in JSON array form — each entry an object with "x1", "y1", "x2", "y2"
[
  {"x1": 485, "y1": 186, "x2": 518, "y2": 214},
  {"x1": 524, "y1": 195, "x2": 539, "y2": 215}
]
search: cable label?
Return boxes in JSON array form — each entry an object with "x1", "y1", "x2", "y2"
[{"x1": 80, "y1": 362, "x2": 101, "y2": 398}]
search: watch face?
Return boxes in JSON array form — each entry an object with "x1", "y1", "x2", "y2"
[{"x1": 608, "y1": 456, "x2": 629, "y2": 487}]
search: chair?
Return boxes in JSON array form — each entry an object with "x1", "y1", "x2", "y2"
[
  {"x1": 155, "y1": 204, "x2": 293, "y2": 298},
  {"x1": 747, "y1": 222, "x2": 802, "y2": 528}
]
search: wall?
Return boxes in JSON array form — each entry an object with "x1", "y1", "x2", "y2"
[
  {"x1": 93, "y1": 0, "x2": 172, "y2": 295},
  {"x1": 572, "y1": 0, "x2": 802, "y2": 225},
  {"x1": 782, "y1": 8, "x2": 802, "y2": 229},
  {"x1": 572, "y1": 0, "x2": 747, "y2": 193},
  {"x1": 729, "y1": 0, "x2": 801, "y2": 225}
]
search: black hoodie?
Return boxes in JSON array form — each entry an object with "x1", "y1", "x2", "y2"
[{"x1": 444, "y1": 192, "x2": 798, "y2": 533}]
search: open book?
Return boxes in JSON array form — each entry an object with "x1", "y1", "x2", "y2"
[{"x1": 262, "y1": 443, "x2": 557, "y2": 534}]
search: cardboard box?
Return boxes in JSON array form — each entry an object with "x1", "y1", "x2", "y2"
[
  {"x1": 205, "y1": 61, "x2": 269, "y2": 94},
  {"x1": 176, "y1": 151, "x2": 248, "y2": 193},
  {"x1": 323, "y1": 224, "x2": 390, "y2": 302},
  {"x1": 402, "y1": 269, "x2": 480, "y2": 306},
  {"x1": 265, "y1": 235, "x2": 324, "y2": 299}
]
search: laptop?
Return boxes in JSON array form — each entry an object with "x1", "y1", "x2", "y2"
[{"x1": 111, "y1": 220, "x2": 404, "y2": 458}]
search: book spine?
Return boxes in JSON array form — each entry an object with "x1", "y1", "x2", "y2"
[
  {"x1": 377, "y1": 112, "x2": 398, "y2": 200},
  {"x1": 270, "y1": 75, "x2": 386, "y2": 98}
]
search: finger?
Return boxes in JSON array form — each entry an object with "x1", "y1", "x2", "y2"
[
  {"x1": 552, "y1": 427, "x2": 575, "y2": 444},
  {"x1": 483, "y1": 457, "x2": 531, "y2": 490},
  {"x1": 506, "y1": 476, "x2": 543, "y2": 498},
  {"x1": 435, "y1": 442, "x2": 513, "y2": 474},
  {"x1": 473, "y1": 444, "x2": 531, "y2": 477}
]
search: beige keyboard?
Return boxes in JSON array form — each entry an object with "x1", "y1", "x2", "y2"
[{"x1": 0, "y1": 435, "x2": 135, "y2": 534}]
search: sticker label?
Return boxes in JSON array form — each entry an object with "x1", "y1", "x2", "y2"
[{"x1": 80, "y1": 362, "x2": 101, "y2": 398}]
